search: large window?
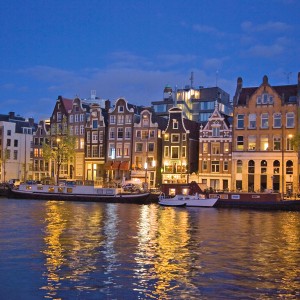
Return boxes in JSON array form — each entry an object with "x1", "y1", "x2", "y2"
[
  {"x1": 223, "y1": 161, "x2": 228, "y2": 171},
  {"x1": 261, "y1": 113, "x2": 269, "y2": 128},
  {"x1": 273, "y1": 113, "x2": 281, "y2": 128},
  {"x1": 212, "y1": 143, "x2": 220, "y2": 154},
  {"x1": 211, "y1": 161, "x2": 220, "y2": 173},
  {"x1": 171, "y1": 134, "x2": 180, "y2": 142},
  {"x1": 248, "y1": 160, "x2": 255, "y2": 173},
  {"x1": 237, "y1": 160, "x2": 242, "y2": 173},
  {"x1": 248, "y1": 136, "x2": 256, "y2": 150},
  {"x1": 273, "y1": 136, "x2": 281, "y2": 151},
  {"x1": 237, "y1": 136, "x2": 244, "y2": 150},
  {"x1": 117, "y1": 128, "x2": 123, "y2": 139},
  {"x1": 135, "y1": 143, "x2": 143, "y2": 152},
  {"x1": 287, "y1": 136, "x2": 294, "y2": 151},
  {"x1": 286, "y1": 112, "x2": 294, "y2": 128},
  {"x1": 212, "y1": 126, "x2": 220, "y2": 137},
  {"x1": 171, "y1": 146, "x2": 179, "y2": 159},
  {"x1": 260, "y1": 136, "x2": 269, "y2": 151},
  {"x1": 164, "y1": 146, "x2": 169, "y2": 157},
  {"x1": 237, "y1": 114, "x2": 244, "y2": 129},
  {"x1": 202, "y1": 160, "x2": 207, "y2": 171},
  {"x1": 249, "y1": 114, "x2": 256, "y2": 129},
  {"x1": 261, "y1": 160, "x2": 267, "y2": 174}
]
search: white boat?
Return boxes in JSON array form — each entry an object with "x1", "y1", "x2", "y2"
[
  {"x1": 159, "y1": 193, "x2": 219, "y2": 207},
  {"x1": 10, "y1": 180, "x2": 151, "y2": 204}
]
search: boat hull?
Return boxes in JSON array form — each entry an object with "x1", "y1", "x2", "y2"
[
  {"x1": 158, "y1": 194, "x2": 219, "y2": 207},
  {"x1": 158, "y1": 200, "x2": 186, "y2": 207},
  {"x1": 9, "y1": 186, "x2": 153, "y2": 204}
]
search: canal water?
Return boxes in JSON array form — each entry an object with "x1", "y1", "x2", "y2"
[{"x1": 0, "y1": 198, "x2": 299, "y2": 300}]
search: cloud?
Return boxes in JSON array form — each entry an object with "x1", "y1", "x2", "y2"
[
  {"x1": 245, "y1": 43, "x2": 284, "y2": 58},
  {"x1": 241, "y1": 21, "x2": 291, "y2": 33}
]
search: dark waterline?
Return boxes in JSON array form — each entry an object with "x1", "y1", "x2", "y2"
[{"x1": 0, "y1": 198, "x2": 299, "y2": 299}]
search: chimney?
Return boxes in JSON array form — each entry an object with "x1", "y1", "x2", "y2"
[
  {"x1": 233, "y1": 77, "x2": 243, "y2": 106},
  {"x1": 9, "y1": 112, "x2": 15, "y2": 119},
  {"x1": 105, "y1": 100, "x2": 111, "y2": 111}
]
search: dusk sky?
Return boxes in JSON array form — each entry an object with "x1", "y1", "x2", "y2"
[{"x1": 1, "y1": 0, "x2": 299, "y2": 121}]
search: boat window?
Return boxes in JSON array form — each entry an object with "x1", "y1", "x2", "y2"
[
  {"x1": 26, "y1": 186, "x2": 32, "y2": 190},
  {"x1": 67, "y1": 188, "x2": 73, "y2": 193},
  {"x1": 48, "y1": 187, "x2": 55, "y2": 193},
  {"x1": 58, "y1": 187, "x2": 64, "y2": 193}
]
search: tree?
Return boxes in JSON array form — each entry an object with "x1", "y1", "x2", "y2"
[{"x1": 42, "y1": 118, "x2": 76, "y2": 185}]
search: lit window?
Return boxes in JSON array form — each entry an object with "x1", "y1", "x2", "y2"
[
  {"x1": 260, "y1": 136, "x2": 269, "y2": 151},
  {"x1": 211, "y1": 161, "x2": 220, "y2": 173},
  {"x1": 273, "y1": 136, "x2": 281, "y2": 151},
  {"x1": 237, "y1": 136, "x2": 244, "y2": 150},
  {"x1": 248, "y1": 136, "x2": 256, "y2": 150},
  {"x1": 171, "y1": 146, "x2": 179, "y2": 159}
]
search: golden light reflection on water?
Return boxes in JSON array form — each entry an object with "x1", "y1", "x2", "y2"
[
  {"x1": 37, "y1": 201, "x2": 300, "y2": 299},
  {"x1": 41, "y1": 201, "x2": 104, "y2": 299},
  {"x1": 134, "y1": 205, "x2": 194, "y2": 299}
]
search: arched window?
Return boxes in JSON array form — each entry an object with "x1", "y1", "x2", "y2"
[
  {"x1": 286, "y1": 160, "x2": 293, "y2": 174},
  {"x1": 273, "y1": 160, "x2": 280, "y2": 174},
  {"x1": 261, "y1": 160, "x2": 267, "y2": 173},
  {"x1": 237, "y1": 160, "x2": 242, "y2": 173},
  {"x1": 248, "y1": 160, "x2": 255, "y2": 174}
]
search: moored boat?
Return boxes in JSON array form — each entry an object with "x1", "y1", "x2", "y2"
[
  {"x1": 9, "y1": 181, "x2": 153, "y2": 204},
  {"x1": 158, "y1": 193, "x2": 219, "y2": 207}
]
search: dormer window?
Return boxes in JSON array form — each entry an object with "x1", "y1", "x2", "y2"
[
  {"x1": 118, "y1": 106, "x2": 124, "y2": 113},
  {"x1": 257, "y1": 93, "x2": 274, "y2": 105},
  {"x1": 173, "y1": 120, "x2": 178, "y2": 129}
]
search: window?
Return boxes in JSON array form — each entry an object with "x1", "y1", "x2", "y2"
[
  {"x1": 182, "y1": 146, "x2": 186, "y2": 158},
  {"x1": 109, "y1": 128, "x2": 115, "y2": 139},
  {"x1": 142, "y1": 131, "x2": 148, "y2": 139},
  {"x1": 237, "y1": 160, "x2": 242, "y2": 173},
  {"x1": 110, "y1": 115, "x2": 116, "y2": 124},
  {"x1": 92, "y1": 120, "x2": 98, "y2": 129},
  {"x1": 286, "y1": 112, "x2": 294, "y2": 128},
  {"x1": 118, "y1": 106, "x2": 124, "y2": 113},
  {"x1": 124, "y1": 144, "x2": 129, "y2": 156},
  {"x1": 261, "y1": 113, "x2": 269, "y2": 129},
  {"x1": 287, "y1": 137, "x2": 294, "y2": 151},
  {"x1": 117, "y1": 115, "x2": 124, "y2": 124},
  {"x1": 248, "y1": 136, "x2": 256, "y2": 150},
  {"x1": 261, "y1": 160, "x2": 267, "y2": 174},
  {"x1": 164, "y1": 134, "x2": 169, "y2": 141},
  {"x1": 237, "y1": 114, "x2": 244, "y2": 129},
  {"x1": 211, "y1": 161, "x2": 220, "y2": 173},
  {"x1": 14, "y1": 140, "x2": 18, "y2": 147},
  {"x1": 125, "y1": 128, "x2": 131, "y2": 139},
  {"x1": 257, "y1": 96, "x2": 261, "y2": 104},
  {"x1": 273, "y1": 136, "x2": 281, "y2": 150},
  {"x1": 86, "y1": 146, "x2": 91, "y2": 157},
  {"x1": 116, "y1": 144, "x2": 122, "y2": 157},
  {"x1": 203, "y1": 160, "x2": 207, "y2": 171},
  {"x1": 142, "y1": 116, "x2": 149, "y2": 127},
  {"x1": 273, "y1": 113, "x2": 281, "y2": 128},
  {"x1": 249, "y1": 114, "x2": 256, "y2": 129},
  {"x1": 74, "y1": 114, "x2": 79, "y2": 122},
  {"x1": 237, "y1": 136, "x2": 244, "y2": 150},
  {"x1": 203, "y1": 143, "x2": 208, "y2": 153},
  {"x1": 212, "y1": 127, "x2": 220, "y2": 137},
  {"x1": 224, "y1": 142, "x2": 229, "y2": 153},
  {"x1": 136, "y1": 131, "x2": 141, "y2": 138},
  {"x1": 223, "y1": 161, "x2": 228, "y2": 171},
  {"x1": 75, "y1": 126, "x2": 79, "y2": 135},
  {"x1": 13, "y1": 150, "x2": 18, "y2": 160},
  {"x1": 273, "y1": 160, "x2": 280, "y2": 174},
  {"x1": 7, "y1": 130, "x2": 11, "y2": 136},
  {"x1": 69, "y1": 115, "x2": 73, "y2": 123},
  {"x1": 117, "y1": 128, "x2": 123, "y2": 139},
  {"x1": 57, "y1": 112, "x2": 62, "y2": 122},
  {"x1": 260, "y1": 136, "x2": 269, "y2": 151},
  {"x1": 173, "y1": 120, "x2": 178, "y2": 129},
  {"x1": 171, "y1": 146, "x2": 179, "y2": 159},
  {"x1": 109, "y1": 144, "x2": 115, "y2": 159},
  {"x1": 248, "y1": 160, "x2": 255, "y2": 174},
  {"x1": 7, "y1": 139, "x2": 11, "y2": 147},
  {"x1": 286, "y1": 160, "x2": 293, "y2": 174},
  {"x1": 148, "y1": 143, "x2": 154, "y2": 152},
  {"x1": 171, "y1": 134, "x2": 180, "y2": 142},
  {"x1": 92, "y1": 145, "x2": 98, "y2": 157},
  {"x1": 79, "y1": 114, "x2": 84, "y2": 122},
  {"x1": 92, "y1": 132, "x2": 98, "y2": 142},
  {"x1": 125, "y1": 115, "x2": 132, "y2": 123},
  {"x1": 80, "y1": 125, "x2": 84, "y2": 135},
  {"x1": 136, "y1": 143, "x2": 143, "y2": 152},
  {"x1": 164, "y1": 146, "x2": 169, "y2": 157},
  {"x1": 212, "y1": 143, "x2": 220, "y2": 154},
  {"x1": 86, "y1": 132, "x2": 90, "y2": 143}
]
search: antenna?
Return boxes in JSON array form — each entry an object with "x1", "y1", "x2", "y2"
[
  {"x1": 284, "y1": 72, "x2": 292, "y2": 84},
  {"x1": 190, "y1": 72, "x2": 194, "y2": 88}
]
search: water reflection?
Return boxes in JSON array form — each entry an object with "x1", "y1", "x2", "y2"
[{"x1": 1, "y1": 199, "x2": 299, "y2": 299}]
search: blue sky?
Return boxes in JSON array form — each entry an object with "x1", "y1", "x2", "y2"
[{"x1": 1, "y1": 0, "x2": 299, "y2": 121}]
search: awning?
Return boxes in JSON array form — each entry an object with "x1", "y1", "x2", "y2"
[
  {"x1": 119, "y1": 161, "x2": 129, "y2": 171},
  {"x1": 104, "y1": 161, "x2": 113, "y2": 170},
  {"x1": 111, "y1": 161, "x2": 121, "y2": 170}
]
